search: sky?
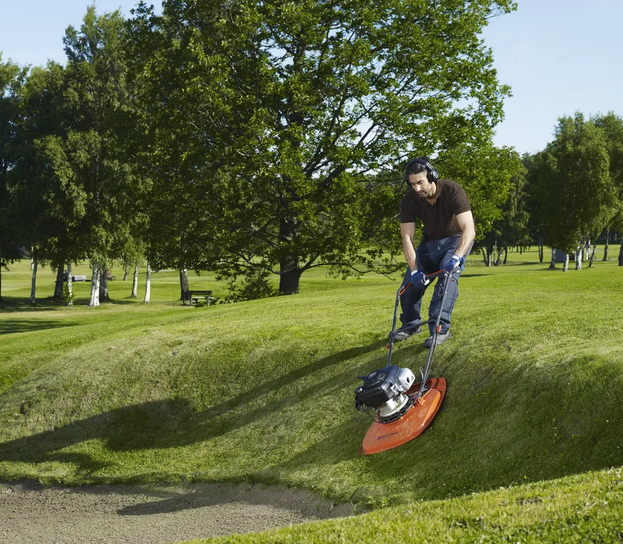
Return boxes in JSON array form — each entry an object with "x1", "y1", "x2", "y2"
[{"x1": 1, "y1": 0, "x2": 622, "y2": 156}]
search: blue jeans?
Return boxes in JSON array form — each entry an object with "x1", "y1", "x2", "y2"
[{"x1": 400, "y1": 234, "x2": 469, "y2": 336}]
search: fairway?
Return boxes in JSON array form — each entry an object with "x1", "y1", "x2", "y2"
[{"x1": 1, "y1": 251, "x2": 622, "y2": 541}]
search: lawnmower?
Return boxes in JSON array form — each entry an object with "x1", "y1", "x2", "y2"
[{"x1": 355, "y1": 269, "x2": 450, "y2": 455}]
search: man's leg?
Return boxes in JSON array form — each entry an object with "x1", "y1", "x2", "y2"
[
  {"x1": 426, "y1": 235, "x2": 469, "y2": 341},
  {"x1": 427, "y1": 268, "x2": 460, "y2": 336},
  {"x1": 396, "y1": 266, "x2": 429, "y2": 338}
]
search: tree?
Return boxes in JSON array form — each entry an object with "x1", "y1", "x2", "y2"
[
  {"x1": 436, "y1": 144, "x2": 523, "y2": 266},
  {"x1": 536, "y1": 113, "x2": 617, "y2": 271},
  {"x1": 593, "y1": 113, "x2": 623, "y2": 266},
  {"x1": 60, "y1": 7, "x2": 142, "y2": 305},
  {"x1": 0, "y1": 56, "x2": 27, "y2": 302},
  {"x1": 132, "y1": 0, "x2": 516, "y2": 295},
  {"x1": 523, "y1": 152, "x2": 547, "y2": 263},
  {"x1": 9, "y1": 63, "x2": 85, "y2": 303},
  {"x1": 497, "y1": 161, "x2": 531, "y2": 260}
]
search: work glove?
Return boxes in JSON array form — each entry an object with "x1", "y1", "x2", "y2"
[
  {"x1": 410, "y1": 269, "x2": 429, "y2": 286},
  {"x1": 444, "y1": 254, "x2": 462, "y2": 274}
]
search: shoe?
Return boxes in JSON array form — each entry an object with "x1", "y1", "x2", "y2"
[
  {"x1": 424, "y1": 331, "x2": 451, "y2": 347},
  {"x1": 393, "y1": 326, "x2": 422, "y2": 341}
]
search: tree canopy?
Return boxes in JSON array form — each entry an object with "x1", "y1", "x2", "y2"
[{"x1": 129, "y1": 0, "x2": 516, "y2": 294}]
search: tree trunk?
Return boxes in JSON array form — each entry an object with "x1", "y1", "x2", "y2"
[
  {"x1": 494, "y1": 244, "x2": 502, "y2": 266},
  {"x1": 589, "y1": 244, "x2": 596, "y2": 268},
  {"x1": 53, "y1": 263, "x2": 64, "y2": 300},
  {"x1": 619, "y1": 240, "x2": 623, "y2": 266},
  {"x1": 481, "y1": 247, "x2": 492, "y2": 267},
  {"x1": 549, "y1": 248, "x2": 556, "y2": 269},
  {"x1": 603, "y1": 229, "x2": 609, "y2": 261},
  {"x1": 144, "y1": 262, "x2": 151, "y2": 303},
  {"x1": 131, "y1": 262, "x2": 139, "y2": 298},
  {"x1": 503, "y1": 247, "x2": 508, "y2": 265},
  {"x1": 30, "y1": 259, "x2": 38, "y2": 304},
  {"x1": 88, "y1": 264, "x2": 101, "y2": 307},
  {"x1": 66, "y1": 261, "x2": 73, "y2": 306},
  {"x1": 278, "y1": 211, "x2": 302, "y2": 295},
  {"x1": 99, "y1": 265, "x2": 109, "y2": 302},
  {"x1": 180, "y1": 267, "x2": 190, "y2": 304},
  {"x1": 123, "y1": 266, "x2": 129, "y2": 281},
  {"x1": 575, "y1": 248, "x2": 582, "y2": 270},
  {"x1": 0, "y1": 260, "x2": 3, "y2": 303},
  {"x1": 538, "y1": 238, "x2": 544, "y2": 263},
  {"x1": 279, "y1": 266, "x2": 301, "y2": 295},
  {"x1": 562, "y1": 253, "x2": 569, "y2": 272}
]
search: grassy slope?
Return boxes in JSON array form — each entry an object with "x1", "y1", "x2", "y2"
[{"x1": 1, "y1": 253, "x2": 622, "y2": 540}]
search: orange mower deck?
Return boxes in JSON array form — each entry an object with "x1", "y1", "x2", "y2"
[{"x1": 360, "y1": 377, "x2": 446, "y2": 455}]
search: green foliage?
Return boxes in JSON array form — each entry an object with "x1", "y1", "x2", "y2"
[
  {"x1": 129, "y1": 0, "x2": 516, "y2": 295},
  {"x1": 0, "y1": 56, "x2": 27, "y2": 276},
  {"x1": 224, "y1": 268, "x2": 278, "y2": 302},
  {"x1": 436, "y1": 143, "x2": 524, "y2": 251},
  {"x1": 594, "y1": 112, "x2": 623, "y2": 234},
  {"x1": 535, "y1": 113, "x2": 617, "y2": 254},
  {"x1": 5, "y1": 7, "x2": 145, "y2": 299}
]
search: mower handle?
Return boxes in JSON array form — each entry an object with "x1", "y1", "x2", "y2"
[{"x1": 398, "y1": 269, "x2": 445, "y2": 295}]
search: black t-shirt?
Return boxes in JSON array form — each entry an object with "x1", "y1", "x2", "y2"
[{"x1": 399, "y1": 179, "x2": 471, "y2": 241}]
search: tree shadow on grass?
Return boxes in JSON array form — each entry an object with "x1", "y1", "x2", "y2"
[
  {"x1": 0, "y1": 318, "x2": 79, "y2": 335},
  {"x1": 0, "y1": 297, "x2": 70, "y2": 312},
  {"x1": 0, "y1": 340, "x2": 387, "y2": 475}
]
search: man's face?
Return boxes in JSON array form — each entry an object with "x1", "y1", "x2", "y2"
[{"x1": 408, "y1": 171, "x2": 435, "y2": 199}]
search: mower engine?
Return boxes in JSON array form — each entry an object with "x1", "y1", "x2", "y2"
[{"x1": 355, "y1": 365, "x2": 416, "y2": 423}]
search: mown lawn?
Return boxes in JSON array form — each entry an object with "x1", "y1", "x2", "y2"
[{"x1": 1, "y1": 250, "x2": 622, "y2": 541}]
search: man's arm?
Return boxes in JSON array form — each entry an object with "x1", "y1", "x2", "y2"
[
  {"x1": 400, "y1": 222, "x2": 418, "y2": 271},
  {"x1": 454, "y1": 210, "x2": 476, "y2": 258}
]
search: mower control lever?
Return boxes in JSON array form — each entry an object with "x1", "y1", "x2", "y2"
[
  {"x1": 424, "y1": 269, "x2": 446, "y2": 280},
  {"x1": 399, "y1": 270, "x2": 446, "y2": 296}
]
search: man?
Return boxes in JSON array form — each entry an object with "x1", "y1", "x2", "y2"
[{"x1": 394, "y1": 157, "x2": 476, "y2": 347}]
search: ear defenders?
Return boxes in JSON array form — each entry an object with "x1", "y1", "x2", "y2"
[{"x1": 404, "y1": 157, "x2": 439, "y2": 188}]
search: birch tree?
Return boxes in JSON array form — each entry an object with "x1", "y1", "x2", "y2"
[
  {"x1": 144, "y1": 263, "x2": 151, "y2": 304},
  {"x1": 62, "y1": 7, "x2": 143, "y2": 301}
]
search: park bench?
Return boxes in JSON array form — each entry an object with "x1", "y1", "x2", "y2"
[
  {"x1": 187, "y1": 290, "x2": 214, "y2": 306},
  {"x1": 65, "y1": 274, "x2": 87, "y2": 282}
]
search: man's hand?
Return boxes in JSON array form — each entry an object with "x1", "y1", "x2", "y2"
[
  {"x1": 410, "y1": 269, "x2": 429, "y2": 286},
  {"x1": 444, "y1": 255, "x2": 461, "y2": 274}
]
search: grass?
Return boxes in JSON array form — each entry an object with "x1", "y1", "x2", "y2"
[
  {"x1": 193, "y1": 467, "x2": 623, "y2": 543},
  {"x1": 1, "y1": 250, "x2": 622, "y2": 541}
]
